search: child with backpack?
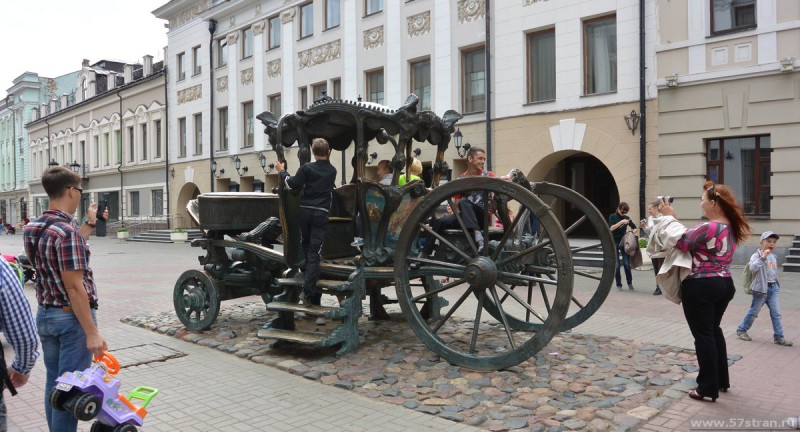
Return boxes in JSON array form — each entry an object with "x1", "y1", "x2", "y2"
[{"x1": 736, "y1": 231, "x2": 793, "y2": 346}]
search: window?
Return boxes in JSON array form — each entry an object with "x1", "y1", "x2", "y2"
[
  {"x1": 584, "y1": 15, "x2": 617, "y2": 95},
  {"x1": 332, "y1": 79, "x2": 341, "y2": 99},
  {"x1": 326, "y1": 0, "x2": 340, "y2": 29},
  {"x1": 711, "y1": 0, "x2": 756, "y2": 35},
  {"x1": 410, "y1": 59, "x2": 431, "y2": 110},
  {"x1": 128, "y1": 127, "x2": 135, "y2": 162},
  {"x1": 269, "y1": 94, "x2": 282, "y2": 117},
  {"x1": 155, "y1": 120, "x2": 162, "y2": 159},
  {"x1": 192, "y1": 45, "x2": 202, "y2": 75},
  {"x1": 94, "y1": 136, "x2": 99, "y2": 167},
  {"x1": 104, "y1": 133, "x2": 111, "y2": 166},
  {"x1": 300, "y1": 3, "x2": 314, "y2": 38},
  {"x1": 366, "y1": 0, "x2": 383, "y2": 15},
  {"x1": 706, "y1": 136, "x2": 771, "y2": 216},
  {"x1": 268, "y1": 16, "x2": 281, "y2": 49},
  {"x1": 312, "y1": 82, "x2": 327, "y2": 101},
  {"x1": 194, "y1": 113, "x2": 203, "y2": 155},
  {"x1": 462, "y1": 47, "x2": 486, "y2": 113},
  {"x1": 177, "y1": 52, "x2": 186, "y2": 80},
  {"x1": 115, "y1": 131, "x2": 121, "y2": 164},
  {"x1": 152, "y1": 190, "x2": 163, "y2": 216},
  {"x1": 299, "y1": 87, "x2": 308, "y2": 108},
  {"x1": 178, "y1": 117, "x2": 187, "y2": 157},
  {"x1": 130, "y1": 191, "x2": 140, "y2": 216},
  {"x1": 243, "y1": 27, "x2": 254, "y2": 58},
  {"x1": 218, "y1": 107, "x2": 229, "y2": 151},
  {"x1": 366, "y1": 69, "x2": 384, "y2": 105},
  {"x1": 527, "y1": 29, "x2": 556, "y2": 102},
  {"x1": 217, "y1": 38, "x2": 228, "y2": 67},
  {"x1": 141, "y1": 124, "x2": 148, "y2": 160},
  {"x1": 81, "y1": 78, "x2": 88, "y2": 101},
  {"x1": 243, "y1": 102, "x2": 254, "y2": 148}
]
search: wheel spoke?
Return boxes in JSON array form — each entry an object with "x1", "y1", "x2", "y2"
[
  {"x1": 526, "y1": 282, "x2": 534, "y2": 322},
  {"x1": 481, "y1": 191, "x2": 490, "y2": 256},
  {"x1": 411, "y1": 278, "x2": 466, "y2": 302},
  {"x1": 496, "y1": 240, "x2": 552, "y2": 267},
  {"x1": 497, "y1": 270, "x2": 558, "y2": 286},
  {"x1": 448, "y1": 197, "x2": 480, "y2": 256},
  {"x1": 489, "y1": 286, "x2": 516, "y2": 350},
  {"x1": 407, "y1": 254, "x2": 467, "y2": 271},
  {"x1": 571, "y1": 242, "x2": 604, "y2": 254},
  {"x1": 416, "y1": 223, "x2": 473, "y2": 262},
  {"x1": 496, "y1": 280, "x2": 547, "y2": 323},
  {"x1": 574, "y1": 269, "x2": 603, "y2": 281},
  {"x1": 490, "y1": 208, "x2": 526, "y2": 261},
  {"x1": 539, "y1": 282, "x2": 552, "y2": 314},
  {"x1": 563, "y1": 215, "x2": 588, "y2": 236},
  {"x1": 431, "y1": 286, "x2": 474, "y2": 334},
  {"x1": 469, "y1": 289, "x2": 486, "y2": 354}
]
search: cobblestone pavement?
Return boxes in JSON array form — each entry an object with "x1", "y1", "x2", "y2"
[{"x1": 124, "y1": 302, "x2": 716, "y2": 431}]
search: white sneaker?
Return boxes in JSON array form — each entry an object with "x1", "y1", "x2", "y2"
[
  {"x1": 315, "y1": 317, "x2": 326, "y2": 326},
  {"x1": 474, "y1": 231, "x2": 485, "y2": 253}
]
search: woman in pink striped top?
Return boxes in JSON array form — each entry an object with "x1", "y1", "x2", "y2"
[{"x1": 659, "y1": 181, "x2": 751, "y2": 403}]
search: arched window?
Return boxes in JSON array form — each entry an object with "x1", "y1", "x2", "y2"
[{"x1": 81, "y1": 78, "x2": 88, "y2": 100}]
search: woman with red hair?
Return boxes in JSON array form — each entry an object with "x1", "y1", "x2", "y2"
[{"x1": 659, "y1": 181, "x2": 751, "y2": 403}]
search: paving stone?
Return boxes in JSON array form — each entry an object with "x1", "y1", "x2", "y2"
[
  {"x1": 439, "y1": 412, "x2": 465, "y2": 422},
  {"x1": 466, "y1": 415, "x2": 488, "y2": 426},
  {"x1": 562, "y1": 419, "x2": 587, "y2": 430},
  {"x1": 506, "y1": 418, "x2": 528, "y2": 429}
]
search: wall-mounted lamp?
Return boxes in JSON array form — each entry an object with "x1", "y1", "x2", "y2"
[
  {"x1": 725, "y1": 151, "x2": 734, "y2": 161},
  {"x1": 367, "y1": 152, "x2": 378, "y2": 165},
  {"x1": 665, "y1": 74, "x2": 678, "y2": 88},
  {"x1": 169, "y1": 167, "x2": 175, "y2": 178},
  {"x1": 413, "y1": 148, "x2": 421, "y2": 157},
  {"x1": 210, "y1": 159, "x2": 225, "y2": 179},
  {"x1": 233, "y1": 156, "x2": 248, "y2": 177},
  {"x1": 48, "y1": 159, "x2": 59, "y2": 167},
  {"x1": 258, "y1": 153, "x2": 274, "y2": 174},
  {"x1": 68, "y1": 161, "x2": 81, "y2": 174},
  {"x1": 453, "y1": 128, "x2": 471, "y2": 158},
  {"x1": 780, "y1": 57, "x2": 796, "y2": 72},
  {"x1": 624, "y1": 110, "x2": 640, "y2": 136}
]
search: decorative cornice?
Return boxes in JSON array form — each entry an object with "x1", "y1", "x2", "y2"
[
  {"x1": 226, "y1": 32, "x2": 239, "y2": 45},
  {"x1": 216, "y1": 76, "x2": 228, "y2": 93},
  {"x1": 363, "y1": 26, "x2": 384, "y2": 50},
  {"x1": 241, "y1": 68, "x2": 254, "y2": 86},
  {"x1": 524, "y1": 0, "x2": 549, "y2": 5},
  {"x1": 168, "y1": 0, "x2": 212, "y2": 30},
  {"x1": 457, "y1": 0, "x2": 485, "y2": 23},
  {"x1": 267, "y1": 59, "x2": 281, "y2": 78},
  {"x1": 252, "y1": 20, "x2": 265, "y2": 35},
  {"x1": 281, "y1": 8, "x2": 295, "y2": 23},
  {"x1": 407, "y1": 11, "x2": 431, "y2": 38},
  {"x1": 177, "y1": 85, "x2": 202, "y2": 104},
  {"x1": 298, "y1": 40, "x2": 341, "y2": 70}
]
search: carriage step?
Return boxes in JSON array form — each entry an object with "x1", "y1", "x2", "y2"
[
  {"x1": 257, "y1": 328, "x2": 328, "y2": 345},
  {"x1": 275, "y1": 278, "x2": 353, "y2": 292},
  {"x1": 266, "y1": 302, "x2": 346, "y2": 318}
]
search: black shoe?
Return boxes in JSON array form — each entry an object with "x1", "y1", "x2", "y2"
[{"x1": 653, "y1": 287, "x2": 662, "y2": 295}]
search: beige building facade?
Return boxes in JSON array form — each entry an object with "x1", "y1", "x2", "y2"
[{"x1": 656, "y1": 0, "x2": 800, "y2": 247}]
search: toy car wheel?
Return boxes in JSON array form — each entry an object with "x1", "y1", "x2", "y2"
[
  {"x1": 90, "y1": 421, "x2": 114, "y2": 432},
  {"x1": 48, "y1": 388, "x2": 72, "y2": 411},
  {"x1": 112, "y1": 424, "x2": 138, "y2": 432},
  {"x1": 71, "y1": 392, "x2": 101, "y2": 421}
]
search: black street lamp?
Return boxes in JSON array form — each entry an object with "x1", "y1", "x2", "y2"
[
  {"x1": 210, "y1": 159, "x2": 225, "y2": 179},
  {"x1": 453, "y1": 129, "x2": 471, "y2": 158},
  {"x1": 234, "y1": 156, "x2": 248, "y2": 177}
]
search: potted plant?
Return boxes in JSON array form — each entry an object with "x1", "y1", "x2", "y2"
[
  {"x1": 170, "y1": 228, "x2": 188, "y2": 243},
  {"x1": 117, "y1": 227, "x2": 129, "y2": 240}
]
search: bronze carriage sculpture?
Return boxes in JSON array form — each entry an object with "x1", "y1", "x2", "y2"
[{"x1": 173, "y1": 95, "x2": 616, "y2": 370}]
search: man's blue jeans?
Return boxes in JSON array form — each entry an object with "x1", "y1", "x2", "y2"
[
  {"x1": 36, "y1": 306, "x2": 95, "y2": 432},
  {"x1": 615, "y1": 245, "x2": 632, "y2": 287},
  {"x1": 737, "y1": 283, "x2": 784, "y2": 340}
]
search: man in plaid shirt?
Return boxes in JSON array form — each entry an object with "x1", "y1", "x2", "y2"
[
  {"x1": 0, "y1": 257, "x2": 39, "y2": 431},
  {"x1": 24, "y1": 167, "x2": 107, "y2": 432}
]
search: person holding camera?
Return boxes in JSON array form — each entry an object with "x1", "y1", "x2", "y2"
[
  {"x1": 736, "y1": 231, "x2": 793, "y2": 346},
  {"x1": 608, "y1": 202, "x2": 637, "y2": 291},
  {"x1": 659, "y1": 181, "x2": 750, "y2": 403}
]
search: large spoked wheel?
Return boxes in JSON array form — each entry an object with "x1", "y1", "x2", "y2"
[
  {"x1": 173, "y1": 270, "x2": 221, "y2": 331},
  {"x1": 395, "y1": 177, "x2": 573, "y2": 370},
  {"x1": 481, "y1": 182, "x2": 616, "y2": 332}
]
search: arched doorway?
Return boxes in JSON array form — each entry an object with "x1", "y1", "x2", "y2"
[
  {"x1": 532, "y1": 152, "x2": 618, "y2": 237},
  {"x1": 176, "y1": 183, "x2": 201, "y2": 228}
]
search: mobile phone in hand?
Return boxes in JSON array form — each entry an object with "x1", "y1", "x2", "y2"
[{"x1": 96, "y1": 200, "x2": 108, "y2": 221}]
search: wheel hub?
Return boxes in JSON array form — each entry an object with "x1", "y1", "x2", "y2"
[
  {"x1": 464, "y1": 257, "x2": 498, "y2": 289},
  {"x1": 181, "y1": 285, "x2": 206, "y2": 310}
]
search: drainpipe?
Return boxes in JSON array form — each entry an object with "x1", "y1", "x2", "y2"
[
  {"x1": 638, "y1": 0, "x2": 647, "y2": 221},
  {"x1": 208, "y1": 19, "x2": 217, "y2": 192},
  {"x1": 484, "y1": 0, "x2": 493, "y2": 171},
  {"x1": 117, "y1": 90, "x2": 125, "y2": 225},
  {"x1": 164, "y1": 67, "x2": 172, "y2": 229}
]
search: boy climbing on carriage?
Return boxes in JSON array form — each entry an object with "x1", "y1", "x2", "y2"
[{"x1": 275, "y1": 138, "x2": 337, "y2": 310}]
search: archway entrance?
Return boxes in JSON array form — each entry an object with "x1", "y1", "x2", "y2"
[
  {"x1": 176, "y1": 183, "x2": 201, "y2": 228},
  {"x1": 541, "y1": 153, "x2": 618, "y2": 237}
]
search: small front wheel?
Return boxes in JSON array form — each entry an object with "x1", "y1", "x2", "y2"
[
  {"x1": 71, "y1": 392, "x2": 100, "y2": 421},
  {"x1": 113, "y1": 423, "x2": 139, "y2": 432},
  {"x1": 48, "y1": 388, "x2": 71, "y2": 411}
]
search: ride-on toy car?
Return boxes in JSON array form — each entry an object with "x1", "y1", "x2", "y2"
[{"x1": 49, "y1": 351, "x2": 159, "y2": 432}]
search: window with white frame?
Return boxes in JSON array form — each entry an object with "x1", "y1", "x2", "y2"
[
  {"x1": 130, "y1": 191, "x2": 140, "y2": 216},
  {"x1": 243, "y1": 27, "x2": 254, "y2": 58},
  {"x1": 410, "y1": 59, "x2": 431, "y2": 110},
  {"x1": 104, "y1": 133, "x2": 111, "y2": 166},
  {"x1": 584, "y1": 15, "x2": 617, "y2": 95},
  {"x1": 711, "y1": 0, "x2": 756, "y2": 35},
  {"x1": 194, "y1": 113, "x2": 202, "y2": 155},
  {"x1": 366, "y1": 0, "x2": 383, "y2": 15},
  {"x1": 312, "y1": 82, "x2": 327, "y2": 101},
  {"x1": 178, "y1": 118, "x2": 187, "y2": 157},
  {"x1": 128, "y1": 126, "x2": 135, "y2": 162},
  {"x1": 326, "y1": 0, "x2": 341, "y2": 29},
  {"x1": 299, "y1": 87, "x2": 308, "y2": 108},
  {"x1": 706, "y1": 135, "x2": 771, "y2": 216},
  {"x1": 152, "y1": 190, "x2": 163, "y2": 216},
  {"x1": 192, "y1": 45, "x2": 202, "y2": 75},
  {"x1": 366, "y1": 69, "x2": 384, "y2": 105},
  {"x1": 141, "y1": 123, "x2": 148, "y2": 160},
  {"x1": 155, "y1": 120, "x2": 162, "y2": 159},
  {"x1": 300, "y1": 3, "x2": 314, "y2": 38},
  {"x1": 218, "y1": 38, "x2": 228, "y2": 67},
  {"x1": 462, "y1": 47, "x2": 486, "y2": 114},
  {"x1": 218, "y1": 107, "x2": 229, "y2": 151},
  {"x1": 94, "y1": 135, "x2": 100, "y2": 167},
  {"x1": 269, "y1": 16, "x2": 281, "y2": 49},
  {"x1": 331, "y1": 79, "x2": 341, "y2": 99},
  {"x1": 115, "y1": 131, "x2": 121, "y2": 164},
  {"x1": 269, "y1": 94, "x2": 282, "y2": 118},
  {"x1": 243, "y1": 102, "x2": 254, "y2": 148},
  {"x1": 527, "y1": 28, "x2": 556, "y2": 103},
  {"x1": 177, "y1": 52, "x2": 186, "y2": 80}
]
